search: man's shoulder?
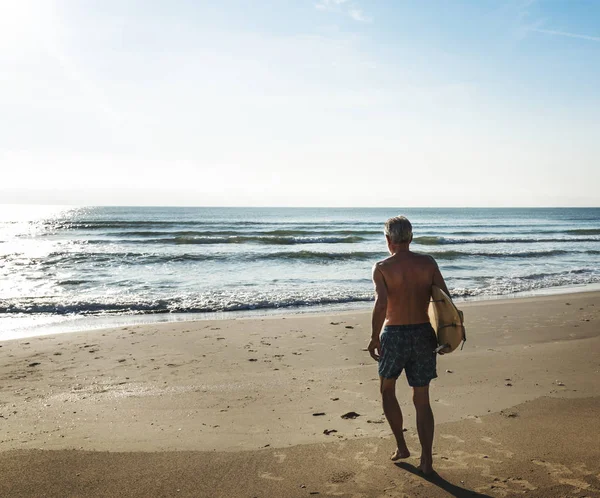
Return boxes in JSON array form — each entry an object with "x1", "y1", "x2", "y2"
[
  {"x1": 375, "y1": 253, "x2": 435, "y2": 264},
  {"x1": 372, "y1": 257, "x2": 397, "y2": 279},
  {"x1": 373, "y1": 256, "x2": 394, "y2": 268},
  {"x1": 374, "y1": 254, "x2": 435, "y2": 275},
  {"x1": 410, "y1": 251, "x2": 437, "y2": 265}
]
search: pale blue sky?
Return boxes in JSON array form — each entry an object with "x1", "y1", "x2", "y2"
[{"x1": 1, "y1": 0, "x2": 598, "y2": 206}]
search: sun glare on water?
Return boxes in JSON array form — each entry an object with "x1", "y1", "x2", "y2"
[
  {"x1": 0, "y1": 1, "x2": 45, "y2": 46},
  {"x1": 0, "y1": 204, "x2": 80, "y2": 223},
  {"x1": 0, "y1": 205, "x2": 83, "y2": 259}
]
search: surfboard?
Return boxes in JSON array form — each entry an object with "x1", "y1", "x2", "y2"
[{"x1": 428, "y1": 285, "x2": 466, "y2": 354}]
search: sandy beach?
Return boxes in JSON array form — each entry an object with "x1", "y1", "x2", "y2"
[{"x1": 1, "y1": 291, "x2": 599, "y2": 497}]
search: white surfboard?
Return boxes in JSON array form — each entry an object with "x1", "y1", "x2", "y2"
[{"x1": 428, "y1": 285, "x2": 466, "y2": 354}]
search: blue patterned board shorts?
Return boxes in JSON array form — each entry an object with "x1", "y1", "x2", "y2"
[{"x1": 378, "y1": 323, "x2": 438, "y2": 387}]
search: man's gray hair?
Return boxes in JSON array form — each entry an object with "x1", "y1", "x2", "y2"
[{"x1": 384, "y1": 216, "x2": 413, "y2": 244}]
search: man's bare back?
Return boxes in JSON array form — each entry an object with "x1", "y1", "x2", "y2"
[{"x1": 375, "y1": 251, "x2": 448, "y2": 326}]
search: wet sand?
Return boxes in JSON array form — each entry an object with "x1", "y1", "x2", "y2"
[{"x1": 1, "y1": 291, "x2": 599, "y2": 497}]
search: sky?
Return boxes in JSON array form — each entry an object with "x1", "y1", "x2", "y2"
[{"x1": 0, "y1": 0, "x2": 598, "y2": 207}]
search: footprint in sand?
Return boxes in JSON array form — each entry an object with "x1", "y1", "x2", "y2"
[
  {"x1": 480, "y1": 436, "x2": 514, "y2": 457},
  {"x1": 531, "y1": 459, "x2": 571, "y2": 474},
  {"x1": 440, "y1": 434, "x2": 465, "y2": 443},
  {"x1": 273, "y1": 452, "x2": 286, "y2": 463},
  {"x1": 532, "y1": 460, "x2": 600, "y2": 492},
  {"x1": 329, "y1": 471, "x2": 355, "y2": 483},
  {"x1": 572, "y1": 462, "x2": 596, "y2": 476},
  {"x1": 508, "y1": 478, "x2": 536, "y2": 491},
  {"x1": 326, "y1": 452, "x2": 347, "y2": 462},
  {"x1": 481, "y1": 436, "x2": 500, "y2": 446},
  {"x1": 531, "y1": 459, "x2": 600, "y2": 492},
  {"x1": 476, "y1": 476, "x2": 537, "y2": 496},
  {"x1": 493, "y1": 448, "x2": 514, "y2": 458},
  {"x1": 466, "y1": 414, "x2": 483, "y2": 424},
  {"x1": 353, "y1": 451, "x2": 385, "y2": 470},
  {"x1": 364, "y1": 442, "x2": 379, "y2": 454},
  {"x1": 258, "y1": 472, "x2": 284, "y2": 481},
  {"x1": 322, "y1": 483, "x2": 347, "y2": 497},
  {"x1": 434, "y1": 450, "x2": 471, "y2": 471},
  {"x1": 556, "y1": 478, "x2": 599, "y2": 492}
]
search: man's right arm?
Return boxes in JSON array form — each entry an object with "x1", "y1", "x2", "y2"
[{"x1": 368, "y1": 263, "x2": 388, "y2": 362}]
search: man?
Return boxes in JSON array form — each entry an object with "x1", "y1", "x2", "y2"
[{"x1": 367, "y1": 215, "x2": 451, "y2": 475}]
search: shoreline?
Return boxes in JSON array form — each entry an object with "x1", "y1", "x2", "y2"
[{"x1": 3, "y1": 282, "x2": 600, "y2": 342}]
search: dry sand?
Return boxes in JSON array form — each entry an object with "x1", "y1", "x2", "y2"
[{"x1": 1, "y1": 291, "x2": 599, "y2": 497}]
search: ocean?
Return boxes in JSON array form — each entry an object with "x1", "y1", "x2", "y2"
[{"x1": 1, "y1": 206, "x2": 599, "y2": 339}]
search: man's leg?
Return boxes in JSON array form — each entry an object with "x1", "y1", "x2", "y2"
[
  {"x1": 413, "y1": 385, "x2": 434, "y2": 474},
  {"x1": 380, "y1": 377, "x2": 410, "y2": 460}
]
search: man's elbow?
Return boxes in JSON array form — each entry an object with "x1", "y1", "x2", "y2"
[{"x1": 374, "y1": 297, "x2": 388, "y2": 312}]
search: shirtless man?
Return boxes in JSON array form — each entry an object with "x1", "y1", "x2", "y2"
[{"x1": 367, "y1": 216, "x2": 451, "y2": 475}]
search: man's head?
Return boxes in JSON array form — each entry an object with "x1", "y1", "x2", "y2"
[{"x1": 384, "y1": 216, "x2": 413, "y2": 246}]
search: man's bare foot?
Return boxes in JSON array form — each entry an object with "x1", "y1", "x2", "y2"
[
  {"x1": 418, "y1": 455, "x2": 434, "y2": 475},
  {"x1": 390, "y1": 447, "x2": 410, "y2": 461}
]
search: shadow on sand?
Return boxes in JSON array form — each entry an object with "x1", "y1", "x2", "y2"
[{"x1": 395, "y1": 462, "x2": 493, "y2": 498}]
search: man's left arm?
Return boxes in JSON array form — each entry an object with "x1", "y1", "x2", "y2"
[{"x1": 368, "y1": 264, "x2": 388, "y2": 361}]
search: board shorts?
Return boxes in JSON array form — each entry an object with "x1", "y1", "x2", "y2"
[{"x1": 378, "y1": 323, "x2": 438, "y2": 387}]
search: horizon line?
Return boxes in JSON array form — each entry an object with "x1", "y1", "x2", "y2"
[{"x1": 1, "y1": 203, "x2": 598, "y2": 209}]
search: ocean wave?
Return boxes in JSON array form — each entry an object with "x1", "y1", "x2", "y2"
[
  {"x1": 2, "y1": 267, "x2": 598, "y2": 316},
  {"x1": 467, "y1": 268, "x2": 595, "y2": 283},
  {"x1": 414, "y1": 236, "x2": 598, "y2": 245},
  {"x1": 82, "y1": 235, "x2": 366, "y2": 245},
  {"x1": 254, "y1": 251, "x2": 380, "y2": 262},
  {"x1": 101, "y1": 229, "x2": 379, "y2": 238},
  {"x1": 0, "y1": 293, "x2": 376, "y2": 315},
  {"x1": 2, "y1": 250, "x2": 386, "y2": 267},
  {"x1": 444, "y1": 228, "x2": 599, "y2": 236},
  {"x1": 450, "y1": 269, "x2": 600, "y2": 297},
  {"x1": 520, "y1": 268, "x2": 592, "y2": 280},
  {"x1": 123, "y1": 235, "x2": 368, "y2": 245},
  {"x1": 4, "y1": 247, "x2": 597, "y2": 268},
  {"x1": 47, "y1": 220, "x2": 284, "y2": 229},
  {"x1": 564, "y1": 228, "x2": 600, "y2": 235},
  {"x1": 46, "y1": 220, "x2": 380, "y2": 230},
  {"x1": 151, "y1": 251, "x2": 381, "y2": 264},
  {"x1": 57, "y1": 279, "x2": 91, "y2": 286},
  {"x1": 430, "y1": 249, "x2": 571, "y2": 260}
]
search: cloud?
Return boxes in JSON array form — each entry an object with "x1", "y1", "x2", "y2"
[
  {"x1": 315, "y1": 0, "x2": 349, "y2": 10},
  {"x1": 315, "y1": 0, "x2": 371, "y2": 22},
  {"x1": 348, "y1": 8, "x2": 371, "y2": 23},
  {"x1": 319, "y1": 0, "x2": 349, "y2": 6},
  {"x1": 531, "y1": 28, "x2": 600, "y2": 43}
]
